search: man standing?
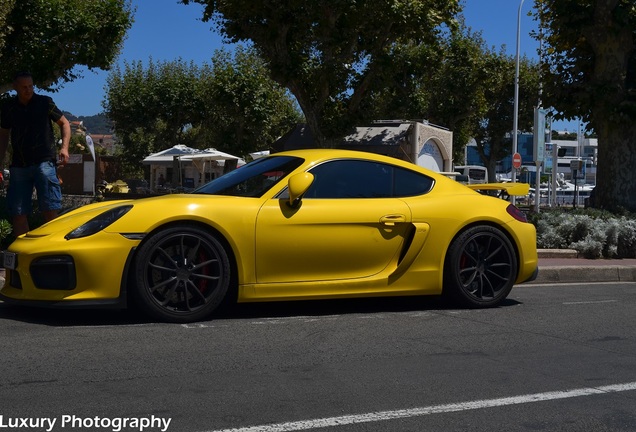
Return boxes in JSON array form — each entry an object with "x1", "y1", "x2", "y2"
[{"x1": 0, "y1": 71, "x2": 70, "y2": 236}]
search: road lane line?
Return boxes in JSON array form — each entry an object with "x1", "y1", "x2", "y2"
[
  {"x1": 200, "y1": 382, "x2": 636, "y2": 432},
  {"x1": 563, "y1": 300, "x2": 617, "y2": 305}
]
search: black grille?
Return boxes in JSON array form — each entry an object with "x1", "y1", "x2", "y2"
[
  {"x1": 9, "y1": 270, "x2": 22, "y2": 289},
  {"x1": 30, "y1": 256, "x2": 77, "y2": 290}
]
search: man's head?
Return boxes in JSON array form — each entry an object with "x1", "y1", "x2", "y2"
[{"x1": 12, "y1": 71, "x2": 34, "y2": 104}]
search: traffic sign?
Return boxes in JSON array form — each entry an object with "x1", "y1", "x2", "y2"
[{"x1": 512, "y1": 152, "x2": 522, "y2": 169}]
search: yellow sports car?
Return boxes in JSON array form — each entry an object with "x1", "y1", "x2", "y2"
[{"x1": 1, "y1": 149, "x2": 538, "y2": 322}]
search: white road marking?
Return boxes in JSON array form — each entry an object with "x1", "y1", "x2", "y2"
[
  {"x1": 522, "y1": 281, "x2": 636, "y2": 287},
  {"x1": 56, "y1": 323, "x2": 154, "y2": 329},
  {"x1": 200, "y1": 382, "x2": 636, "y2": 432},
  {"x1": 563, "y1": 300, "x2": 618, "y2": 305}
]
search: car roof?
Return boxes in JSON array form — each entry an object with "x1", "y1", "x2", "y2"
[{"x1": 270, "y1": 148, "x2": 455, "y2": 183}]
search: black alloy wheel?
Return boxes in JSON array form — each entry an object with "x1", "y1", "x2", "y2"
[
  {"x1": 444, "y1": 225, "x2": 517, "y2": 307},
  {"x1": 133, "y1": 225, "x2": 231, "y2": 323}
]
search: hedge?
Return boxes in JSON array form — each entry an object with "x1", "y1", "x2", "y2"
[{"x1": 530, "y1": 209, "x2": 636, "y2": 259}]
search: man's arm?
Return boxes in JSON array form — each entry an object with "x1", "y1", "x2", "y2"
[{"x1": 56, "y1": 115, "x2": 71, "y2": 165}]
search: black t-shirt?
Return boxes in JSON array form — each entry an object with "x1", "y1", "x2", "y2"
[{"x1": 0, "y1": 94, "x2": 63, "y2": 167}]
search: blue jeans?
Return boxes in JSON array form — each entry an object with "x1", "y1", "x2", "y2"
[{"x1": 7, "y1": 161, "x2": 62, "y2": 217}]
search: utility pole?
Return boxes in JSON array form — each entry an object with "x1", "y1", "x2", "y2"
[{"x1": 512, "y1": 0, "x2": 525, "y2": 206}]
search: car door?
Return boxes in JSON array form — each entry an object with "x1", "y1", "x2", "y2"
[{"x1": 255, "y1": 159, "x2": 413, "y2": 284}]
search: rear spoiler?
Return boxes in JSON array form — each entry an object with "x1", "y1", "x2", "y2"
[{"x1": 466, "y1": 182, "x2": 530, "y2": 197}]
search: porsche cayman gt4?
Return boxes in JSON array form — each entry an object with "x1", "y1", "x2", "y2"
[{"x1": 1, "y1": 149, "x2": 538, "y2": 322}]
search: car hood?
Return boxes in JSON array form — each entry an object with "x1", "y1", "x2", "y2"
[
  {"x1": 21, "y1": 199, "x2": 134, "y2": 237},
  {"x1": 24, "y1": 194, "x2": 250, "y2": 238}
]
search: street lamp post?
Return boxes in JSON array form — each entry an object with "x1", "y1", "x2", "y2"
[{"x1": 511, "y1": 0, "x2": 525, "y2": 204}]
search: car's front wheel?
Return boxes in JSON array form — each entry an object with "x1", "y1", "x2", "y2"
[
  {"x1": 444, "y1": 225, "x2": 517, "y2": 308},
  {"x1": 133, "y1": 225, "x2": 231, "y2": 323}
]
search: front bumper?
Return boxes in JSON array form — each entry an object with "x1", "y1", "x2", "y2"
[
  {"x1": 0, "y1": 290, "x2": 128, "y2": 309},
  {"x1": 0, "y1": 232, "x2": 139, "y2": 308}
]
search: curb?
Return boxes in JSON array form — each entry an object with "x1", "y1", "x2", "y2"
[
  {"x1": 537, "y1": 249, "x2": 578, "y2": 258},
  {"x1": 531, "y1": 266, "x2": 636, "y2": 284},
  {"x1": 533, "y1": 249, "x2": 636, "y2": 284}
]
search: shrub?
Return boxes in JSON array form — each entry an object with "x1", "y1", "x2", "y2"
[
  {"x1": 0, "y1": 219, "x2": 11, "y2": 240},
  {"x1": 533, "y1": 208, "x2": 636, "y2": 259},
  {"x1": 617, "y1": 218, "x2": 636, "y2": 258},
  {"x1": 536, "y1": 215, "x2": 567, "y2": 249}
]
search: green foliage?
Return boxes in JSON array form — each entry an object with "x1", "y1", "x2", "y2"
[
  {"x1": 199, "y1": 46, "x2": 303, "y2": 156},
  {"x1": 0, "y1": 0, "x2": 16, "y2": 54},
  {"x1": 363, "y1": 21, "x2": 540, "y2": 181},
  {"x1": 361, "y1": 24, "x2": 482, "y2": 157},
  {"x1": 617, "y1": 219, "x2": 636, "y2": 258},
  {"x1": 69, "y1": 134, "x2": 89, "y2": 155},
  {"x1": 105, "y1": 58, "x2": 210, "y2": 172},
  {"x1": 104, "y1": 49, "x2": 300, "y2": 169},
  {"x1": 0, "y1": 0, "x2": 134, "y2": 93},
  {"x1": 534, "y1": 0, "x2": 636, "y2": 126},
  {"x1": 182, "y1": 0, "x2": 460, "y2": 147},
  {"x1": 471, "y1": 54, "x2": 539, "y2": 177},
  {"x1": 0, "y1": 218, "x2": 11, "y2": 243}
]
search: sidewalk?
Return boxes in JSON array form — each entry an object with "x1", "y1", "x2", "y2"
[{"x1": 534, "y1": 249, "x2": 636, "y2": 284}]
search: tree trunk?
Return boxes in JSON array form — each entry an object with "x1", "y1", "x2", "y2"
[
  {"x1": 301, "y1": 109, "x2": 330, "y2": 148},
  {"x1": 590, "y1": 120, "x2": 636, "y2": 212},
  {"x1": 486, "y1": 158, "x2": 498, "y2": 183},
  {"x1": 584, "y1": 1, "x2": 635, "y2": 212},
  {"x1": 288, "y1": 81, "x2": 334, "y2": 148}
]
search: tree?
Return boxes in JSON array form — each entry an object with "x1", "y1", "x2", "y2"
[
  {"x1": 0, "y1": 0, "x2": 134, "y2": 93},
  {"x1": 534, "y1": 0, "x2": 636, "y2": 212},
  {"x1": 363, "y1": 22, "x2": 541, "y2": 181},
  {"x1": 469, "y1": 52, "x2": 540, "y2": 182},
  {"x1": 199, "y1": 46, "x2": 303, "y2": 157},
  {"x1": 104, "y1": 59, "x2": 214, "y2": 174},
  {"x1": 0, "y1": 0, "x2": 16, "y2": 55},
  {"x1": 419, "y1": 24, "x2": 492, "y2": 163},
  {"x1": 182, "y1": 0, "x2": 460, "y2": 147},
  {"x1": 104, "y1": 50, "x2": 300, "y2": 174}
]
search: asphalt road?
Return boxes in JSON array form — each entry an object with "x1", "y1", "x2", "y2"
[{"x1": 1, "y1": 282, "x2": 636, "y2": 432}]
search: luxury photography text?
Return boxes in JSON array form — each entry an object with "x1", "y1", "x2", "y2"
[{"x1": 0, "y1": 415, "x2": 171, "y2": 432}]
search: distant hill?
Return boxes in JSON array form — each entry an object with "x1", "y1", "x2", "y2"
[{"x1": 64, "y1": 112, "x2": 114, "y2": 135}]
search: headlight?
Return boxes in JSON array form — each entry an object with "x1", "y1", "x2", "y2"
[{"x1": 65, "y1": 205, "x2": 133, "y2": 240}]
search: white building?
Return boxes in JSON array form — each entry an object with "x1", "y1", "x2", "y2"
[{"x1": 551, "y1": 137, "x2": 597, "y2": 185}]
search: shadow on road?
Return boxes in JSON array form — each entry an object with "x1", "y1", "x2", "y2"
[
  {"x1": 0, "y1": 303, "x2": 150, "y2": 326},
  {"x1": 0, "y1": 295, "x2": 522, "y2": 327}
]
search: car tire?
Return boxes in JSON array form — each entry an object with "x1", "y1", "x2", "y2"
[
  {"x1": 444, "y1": 225, "x2": 517, "y2": 308},
  {"x1": 133, "y1": 225, "x2": 231, "y2": 323}
]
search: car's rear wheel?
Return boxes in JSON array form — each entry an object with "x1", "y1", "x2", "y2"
[
  {"x1": 444, "y1": 225, "x2": 517, "y2": 307},
  {"x1": 133, "y1": 225, "x2": 230, "y2": 323}
]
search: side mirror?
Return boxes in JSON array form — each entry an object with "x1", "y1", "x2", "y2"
[{"x1": 288, "y1": 172, "x2": 314, "y2": 208}]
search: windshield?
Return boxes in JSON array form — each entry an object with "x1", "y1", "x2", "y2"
[{"x1": 193, "y1": 156, "x2": 304, "y2": 197}]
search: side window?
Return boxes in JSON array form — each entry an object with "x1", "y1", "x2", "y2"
[
  {"x1": 393, "y1": 166, "x2": 435, "y2": 196},
  {"x1": 304, "y1": 159, "x2": 434, "y2": 198}
]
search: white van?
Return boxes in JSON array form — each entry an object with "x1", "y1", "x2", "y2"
[{"x1": 453, "y1": 165, "x2": 488, "y2": 184}]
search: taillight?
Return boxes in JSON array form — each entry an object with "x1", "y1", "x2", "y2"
[{"x1": 506, "y1": 204, "x2": 528, "y2": 223}]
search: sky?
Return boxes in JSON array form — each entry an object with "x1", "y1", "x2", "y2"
[{"x1": 39, "y1": 0, "x2": 578, "y2": 131}]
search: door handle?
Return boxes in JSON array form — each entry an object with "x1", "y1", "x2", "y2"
[{"x1": 380, "y1": 214, "x2": 406, "y2": 226}]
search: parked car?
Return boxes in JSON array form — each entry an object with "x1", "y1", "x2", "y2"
[{"x1": 1, "y1": 149, "x2": 538, "y2": 323}]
